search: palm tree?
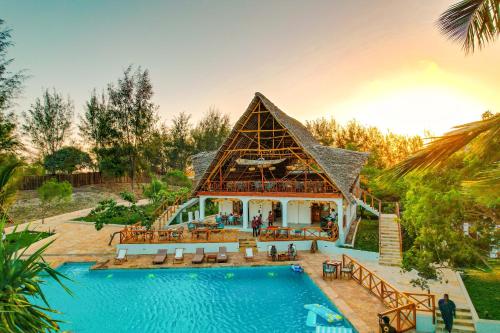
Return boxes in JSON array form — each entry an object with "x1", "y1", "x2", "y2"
[
  {"x1": 389, "y1": 113, "x2": 500, "y2": 178},
  {"x1": 438, "y1": 0, "x2": 500, "y2": 54}
]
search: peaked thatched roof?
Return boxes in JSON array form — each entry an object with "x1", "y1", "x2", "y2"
[{"x1": 191, "y1": 92, "x2": 369, "y2": 200}]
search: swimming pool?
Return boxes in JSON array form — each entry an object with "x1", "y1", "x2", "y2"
[{"x1": 40, "y1": 263, "x2": 355, "y2": 332}]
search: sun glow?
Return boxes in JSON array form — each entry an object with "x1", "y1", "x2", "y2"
[{"x1": 328, "y1": 62, "x2": 494, "y2": 136}]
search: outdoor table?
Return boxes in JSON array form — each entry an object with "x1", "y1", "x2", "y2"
[
  {"x1": 192, "y1": 228, "x2": 210, "y2": 240},
  {"x1": 278, "y1": 252, "x2": 290, "y2": 261},
  {"x1": 206, "y1": 253, "x2": 217, "y2": 263},
  {"x1": 326, "y1": 260, "x2": 342, "y2": 279}
]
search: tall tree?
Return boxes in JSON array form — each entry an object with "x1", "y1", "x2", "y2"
[
  {"x1": 438, "y1": 0, "x2": 500, "y2": 54},
  {"x1": 191, "y1": 107, "x2": 231, "y2": 153},
  {"x1": 0, "y1": 19, "x2": 25, "y2": 155},
  {"x1": 79, "y1": 90, "x2": 116, "y2": 151},
  {"x1": 106, "y1": 66, "x2": 158, "y2": 187},
  {"x1": 22, "y1": 89, "x2": 73, "y2": 158},
  {"x1": 165, "y1": 112, "x2": 193, "y2": 171}
]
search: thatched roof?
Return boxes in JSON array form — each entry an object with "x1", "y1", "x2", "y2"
[{"x1": 191, "y1": 92, "x2": 369, "y2": 200}]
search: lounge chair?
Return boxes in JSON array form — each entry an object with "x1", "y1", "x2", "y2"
[
  {"x1": 244, "y1": 247, "x2": 254, "y2": 261},
  {"x1": 152, "y1": 249, "x2": 167, "y2": 264},
  {"x1": 114, "y1": 249, "x2": 127, "y2": 265},
  {"x1": 217, "y1": 246, "x2": 228, "y2": 263},
  {"x1": 192, "y1": 248, "x2": 205, "y2": 264},
  {"x1": 173, "y1": 248, "x2": 184, "y2": 264}
]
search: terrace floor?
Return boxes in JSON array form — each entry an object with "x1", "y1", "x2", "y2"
[{"x1": 5, "y1": 206, "x2": 473, "y2": 333}]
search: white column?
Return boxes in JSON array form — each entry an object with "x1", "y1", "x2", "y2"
[
  {"x1": 336, "y1": 198, "x2": 344, "y2": 244},
  {"x1": 281, "y1": 199, "x2": 289, "y2": 227},
  {"x1": 242, "y1": 198, "x2": 249, "y2": 229},
  {"x1": 199, "y1": 196, "x2": 206, "y2": 221}
]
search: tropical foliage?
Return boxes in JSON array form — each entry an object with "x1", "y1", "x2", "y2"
[
  {"x1": 43, "y1": 146, "x2": 92, "y2": 174},
  {"x1": 37, "y1": 179, "x2": 73, "y2": 224},
  {"x1": 438, "y1": 0, "x2": 500, "y2": 54},
  {"x1": 0, "y1": 220, "x2": 71, "y2": 333}
]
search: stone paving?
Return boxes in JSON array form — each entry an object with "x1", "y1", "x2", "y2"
[{"x1": 5, "y1": 205, "x2": 472, "y2": 332}]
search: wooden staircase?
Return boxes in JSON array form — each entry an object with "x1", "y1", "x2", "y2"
[
  {"x1": 436, "y1": 308, "x2": 476, "y2": 333},
  {"x1": 379, "y1": 214, "x2": 403, "y2": 266},
  {"x1": 238, "y1": 237, "x2": 257, "y2": 253},
  {"x1": 353, "y1": 186, "x2": 403, "y2": 266}
]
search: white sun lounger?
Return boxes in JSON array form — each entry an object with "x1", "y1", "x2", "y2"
[
  {"x1": 114, "y1": 249, "x2": 127, "y2": 264},
  {"x1": 174, "y1": 248, "x2": 184, "y2": 263},
  {"x1": 244, "y1": 247, "x2": 254, "y2": 260}
]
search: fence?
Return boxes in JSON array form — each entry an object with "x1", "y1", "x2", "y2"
[
  {"x1": 342, "y1": 254, "x2": 436, "y2": 332},
  {"x1": 20, "y1": 172, "x2": 152, "y2": 190}
]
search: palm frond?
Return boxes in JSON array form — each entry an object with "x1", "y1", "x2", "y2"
[
  {"x1": 438, "y1": 0, "x2": 500, "y2": 54},
  {"x1": 388, "y1": 113, "x2": 500, "y2": 178}
]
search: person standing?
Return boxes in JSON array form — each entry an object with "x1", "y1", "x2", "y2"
[
  {"x1": 268, "y1": 210, "x2": 274, "y2": 227},
  {"x1": 251, "y1": 216, "x2": 258, "y2": 237},
  {"x1": 438, "y1": 294, "x2": 456, "y2": 333}
]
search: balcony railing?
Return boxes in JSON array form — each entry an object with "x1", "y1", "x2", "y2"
[{"x1": 199, "y1": 180, "x2": 339, "y2": 194}]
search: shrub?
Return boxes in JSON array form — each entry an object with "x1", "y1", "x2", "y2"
[
  {"x1": 37, "y1": 179, "x2": 72, "y2": 223},
  {"x1": 162, "y1": 169, "x2": 191, "y2": 188},
  {"x1": 119, "y1": 191, "x2": 136, "y2": 204}
]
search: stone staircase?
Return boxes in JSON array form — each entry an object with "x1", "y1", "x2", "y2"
[
  {"x1": 238, "y1": 237, "x2": 258, "y2": 253},
  {"x1": 379, "y1": 214, "x2": 402, "y2": 266},
  {"x1": 436, "y1": 308, "x2": 476, "y2": 333}
]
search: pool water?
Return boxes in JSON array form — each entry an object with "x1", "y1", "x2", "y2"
[{"x1": 39, "y1": 263, "x2": 355, "y2": 333}]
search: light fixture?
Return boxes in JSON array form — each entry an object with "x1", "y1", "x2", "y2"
[
  {"x1": 248, "y1": 167, "x2": 255, "y2": 171},
  {"x1": 269, "y1": 166, "x2": 276, "y2": 171},
  {"x1": 229, "y1": 167, "x2": 236, "y2": 172}
]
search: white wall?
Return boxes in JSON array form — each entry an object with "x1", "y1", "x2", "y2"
[
  {"x1": 218, "y1": 200, "x2": 233, "y2": 215},
  {"x1": 117, "y1": 242, "x2": 240, "y2": 255},
  {"x1": 287, "y1": 201, "x2": 311, "y2": 224},
  {"x1": 249, "y1": 200, "x2": 272, "y2": 220}
]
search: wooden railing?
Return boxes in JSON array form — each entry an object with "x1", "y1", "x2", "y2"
[
  {"x1": 342, "y1": 254, "x2": 417, "y2": 332},
  {"x1": 403, "y1": 292, "x2": 436, "y2": 324},
  {"x1": 353, "y1": 186, "x2": 382, "y2": 213},
  {"x1": 258, "y1": 225, "x2": 339, "y2": 242},
  {"x1": 119, "y1": 223, "x2": 239, "y2": 244},
  {"x1": 153, "y1": 193, "x2": 190, "y2": 229},
  {"x1": 342, "y1": 254, "x2": 436, "y2": 332},
  {"x1": 200, "y1": 180, "x2": 340, "y2": 194}
]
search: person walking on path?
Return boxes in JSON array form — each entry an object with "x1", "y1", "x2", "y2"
[{"x1": 438, "y1": 294, "x2": 456, "y2": 333}]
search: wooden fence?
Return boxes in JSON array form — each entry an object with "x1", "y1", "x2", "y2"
[
  {"x1": 342, "y1": 254, "x2": 436, "y2": 332},
  {"x1": 20, "y1": 172, "x2": 152, "y2": 190}
]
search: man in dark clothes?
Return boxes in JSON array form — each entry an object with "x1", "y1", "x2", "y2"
[
  {"x1": 438, "y1": 294, "x2": 456, "y2": 333},
  {"x1": 379, "y1": 316, "x2": 396, "y2": 333}
]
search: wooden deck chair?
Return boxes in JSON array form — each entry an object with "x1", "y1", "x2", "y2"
[
  {"x1": 217, "y1": 246, "x2": 228, "y2": 263},
  {"x1": 114, "y1": 249, "x2": 127, "y2": 265},
  {"x1": 152, "y1": 249, "x2": 168, "y2": 264},
  {"x1": 192, "y1": 248, "x2": 205, "y2": 264},
  {"x1": 173, "y1": 248, "x2": 184, "y2": 264},
  {"x1": 244, "y1": 247, "x2": 254, "y2": 261}
]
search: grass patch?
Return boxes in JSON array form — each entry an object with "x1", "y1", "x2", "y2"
[
  {"x1": 4, "y1": 231, "x2": 53, "y2": 251},
  {"x1": 462, "y1": 260, "x2": 500, "y2": 320},
  {"x1": 77, "y1": 203, "x2": 157, "y2": 225},
  {"x1": 353, "y1": 218, "x2": 379, "y2": 252}
]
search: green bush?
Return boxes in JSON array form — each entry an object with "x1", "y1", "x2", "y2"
[
  {"x1": 119, "y1": 191, "x2": 137, "y2": 204},
  {"x1": 162, "y1": 169, "x2": 191, "y2": 188},
  {"x1": 84, "y1": 198, "x2": 154, "y2": 230},
  {"x1": 37, "y1": 179, "x2": 72, "y2": 223}
]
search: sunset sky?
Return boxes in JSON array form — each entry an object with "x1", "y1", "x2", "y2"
[{"x1": 2, "y1": 0, "x2": 500, "y2": 136}]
